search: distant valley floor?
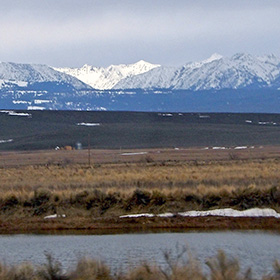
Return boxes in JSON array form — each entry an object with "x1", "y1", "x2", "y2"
[{"x1": 1, "y1": 110, "x2": 280, "y2": 151}]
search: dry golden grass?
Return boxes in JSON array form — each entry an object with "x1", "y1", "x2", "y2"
[
  {"x1": 1, "y1": 158, "x2": 280, "y2": 192},
  {"x1": 0, "y1": 157, "x2": 280, "y2": 220}
]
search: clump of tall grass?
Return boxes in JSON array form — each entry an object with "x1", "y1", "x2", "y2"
[
  {"x1": 69, "y1": 258, "x2": 112, "y2": 280},
  {"x1": 37, "y1": 254, "x2": 68, "y2": 280}
]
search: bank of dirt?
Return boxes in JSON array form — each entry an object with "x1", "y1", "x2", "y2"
[{"x1": 1, "y1": 215, "x2": 280, "y2": 234}]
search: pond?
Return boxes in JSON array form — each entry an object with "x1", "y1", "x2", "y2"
[{"x1": 0, "y1": 230, "x2": 279, "y2": 277}]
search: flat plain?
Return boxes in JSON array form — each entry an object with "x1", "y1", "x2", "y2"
[
  {"x1": 1, "y1": 111, "x2": 280, "y2": 232},
  {"x1": 0, "y1": 146, "x2": 280, "y2": 233},
  {"x1": 2, "y1": 111, "x2": 280, "y2": 151}
]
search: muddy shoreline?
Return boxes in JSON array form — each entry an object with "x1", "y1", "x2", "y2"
[{"x1": 1, "y1": 216, "x2": 280, "y2": 234}]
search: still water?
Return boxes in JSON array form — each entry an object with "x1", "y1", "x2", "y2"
[{"x1": 0, "y1": 231, "x2": 279, "y2": 276}]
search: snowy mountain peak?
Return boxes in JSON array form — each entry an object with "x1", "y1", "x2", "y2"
[
  {"x1": 185, "y1": 53, "x2": 223, "y2": 70},
  {"x1": 81, "y1": 64, "x2": 94, "y2": 70},
  {"x1": 55, "y1": 60, "x2": 160, "y2": 90},
  {"x1": 136, "y1": 59, "x2": 147, "y2": 63},
  {"x1": 204, "y1": 53, "x2": 223, "y2": 63},
  {"x1": 134, "y1": 60, "x2": 155, "y2": 66}
]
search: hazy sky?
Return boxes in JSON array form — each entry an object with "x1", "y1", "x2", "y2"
[{"x1": 1, "y1": 0, "x2": 280, "y2": 67}]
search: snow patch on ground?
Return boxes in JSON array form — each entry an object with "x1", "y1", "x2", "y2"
[
  {"x1": 121, "y1": 152, "x2": 148, "y2": 156},
  {"x1": 120, "y1": 213, "x2": 156, "y2": 218},
  {"x1": 27, "y1": 106, "x2": 45, "y2": 110},
  {"x1": 202, "y1": 146, "x2": 255, "y2": 150},
  {"x1": 0, "y1": 110, "x2": 31, "y2": 117},
  {"x1": 158, "y1": 113, "x2": 173, "y2": 117},
  {"x1": 12, "y1": 100, "x2": 31, "y2": 105},
  {"x1": 44, "y1": 214, "x2": 66, "y2": 219},
  {"x1": 157, "y1": 213, "x2": 174, "y2": 218},
  {"x1": 95, "y1": 107, "x2": 107, "y2": 111},
  {"x1": 0, "y1": 79, "x2": 28, "y2": 89},
  {"x1": 120, "y1": 213, "x2": 154, "y2": 218},
  {"x1": 179, "y1": 208, "x2": 280, "y2": 218},
  {"x1": 120, "y1": 208, "x2": 280, "y2": 219},
  {"x1": 0, "y1": 139, "x2": 13, "y2": 144},
  {"x1": 76, "y1": 123, "x2": 101, "y2": 126},
  {"x1": 258, "y1": 121, "x2": 277, "y2": 125},
  {"x1": 34, "y1": 99, "x2": 52, "y2": 104},
  {"x1": 8, "y1": 112, "x2": 31, "y2": 117}
]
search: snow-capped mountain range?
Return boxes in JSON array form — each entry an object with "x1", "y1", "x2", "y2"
[
  {"x1": 114, "y1": 53, "x2": 280, "y2": 90},
  {"x1": 1, "y1": 53, "x2": 280, "y2": 91},
  {"x1": 54, "y1": 53, "x2": 280, "y2": 91},
  {"x1": 54, "y1": 60, "x2": 160, "y2": 90},
  {"x1": 1, "y1": 53, "x2": 280, "y2": 112}
]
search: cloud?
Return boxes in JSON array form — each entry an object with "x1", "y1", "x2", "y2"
[{"x1": 1, "y1": 0, "x2": 280, "y2": 66}]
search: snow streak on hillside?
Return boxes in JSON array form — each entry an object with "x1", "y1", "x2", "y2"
[{"x1": 54, "y1": 60, "x2": 160, "y2": 90}]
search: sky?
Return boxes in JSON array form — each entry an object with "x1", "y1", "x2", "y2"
[{"x1": 1, "y1": 0, "x2": 280, "y2": 67}]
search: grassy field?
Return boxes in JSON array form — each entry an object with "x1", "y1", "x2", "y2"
[
  {"x1": 1, "y1": 111, "x2": 280, "y2": 150},
  {"x1": 0, "y1": 147, "x2": 280, "y2": 232},
  {"x1": 1, "y1": 110, "x2": 280, "y2": 231}
]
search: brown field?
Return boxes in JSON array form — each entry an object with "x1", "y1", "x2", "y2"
[
  {"x1": 1, "y1": 145, "x2": 280, "y2": 167},
  {"x1": 1, "y1": 146, "x2": 280, "y2": 233}
]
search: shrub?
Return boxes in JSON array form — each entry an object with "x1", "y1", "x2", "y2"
[
  {"x1": 132, "y1": 189, "x2": 151, "y2": 206},
  {"x1": 125, "y1": 263, "x2": 162, "y2": 280},
  {"x1": 202, "y1": 194, "x2": 222, "y2": 209},
  {"x1": 32, "y1": 189, "x2": 51, "y2": 207},
  {"x1": 37, "y1": 254, "x2": 68, "y2": 280},
  {"x1": 151, "y1": 190, "x2": 166, "y2": 206},
  {"x1": 1, "y1": 195, "x2": 19, "y2": 210},
  {"x1": 12, "y1": 263, "x2": 36, "y2": 280},
  {"x1": 69, "y1": 258, "x2": 112, "y2": 280},
  {"x1": 73, "y1": 191, "x2": 89, "y2": 205},
  {"x1": 206, "y1": 250, "x2": 241, "y2": 280},
  {"x1": 125, "y1": 189, "x2": 151, "y2": 210},
  {"x1": 85, "y1": 190, "x2": 105, "y2": 210},
  {"x1": 185, "y1": 194, "x2": 202, "y2": 204},
  {"x1": 144, "y1": 155, "x2": 155, "y2": 163}
]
